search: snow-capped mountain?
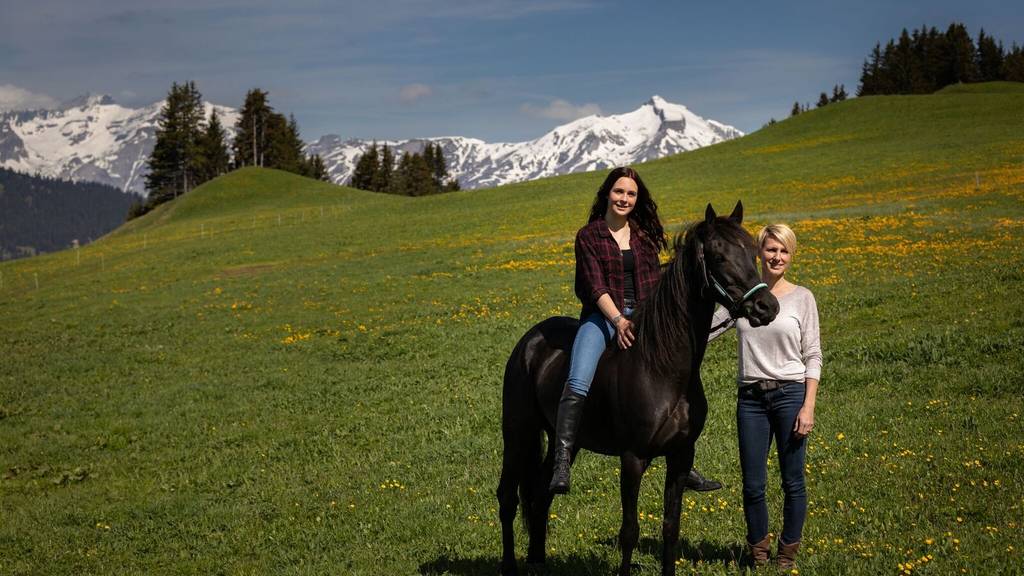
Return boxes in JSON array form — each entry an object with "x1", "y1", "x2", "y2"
[
  {"x1": 307, "y1": 96, "x2": 743, "y2": 189},
  {"x1": 0, "y1": 94, "x2": 740, "y2": 194},
  {"x1": 0, "y1": 95, "x2": 238, "y2": 194}
]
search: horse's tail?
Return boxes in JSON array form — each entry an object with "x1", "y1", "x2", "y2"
[{"x1": 497, "y1": 329, "x2": 546, "y2": 534}]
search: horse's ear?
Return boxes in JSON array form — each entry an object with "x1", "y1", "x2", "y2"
[
  {"x1": 705, "y1": 203, "x2": 717, "y2": 224},
  {"x1": 729, "y1": 200, "x2": 743, "y2": 224}
]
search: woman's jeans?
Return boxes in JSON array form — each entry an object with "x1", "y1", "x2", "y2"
[
  {"x1": 737, "y1": 381, "x2": 807, "y2": 545},
  {"x1": 566, "y1": 308, "x2": 631, "y2": 396}
]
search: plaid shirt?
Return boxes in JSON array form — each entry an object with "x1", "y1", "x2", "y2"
[{"x1": 574, "y1": 218, "x2": 662, "y2": 320}]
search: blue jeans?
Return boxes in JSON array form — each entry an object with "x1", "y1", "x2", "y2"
[
  {"x1": 566, "y1": 308, "x2": 632, "y2": 397},
  {"x1": 736, "y1": 381, "x2": 807, "y2": 545}
]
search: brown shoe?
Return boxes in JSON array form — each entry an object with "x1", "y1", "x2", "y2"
[
  {"x1": 746, "y1": 534, "x2": 772, "y2": 567},
  {"x1": 777, "y1": 539, "x2": 800, "y2": 570}
]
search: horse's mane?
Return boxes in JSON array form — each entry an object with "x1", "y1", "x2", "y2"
[{"x1": 633, "y1": 217, "x2": 755, "y2": 374}]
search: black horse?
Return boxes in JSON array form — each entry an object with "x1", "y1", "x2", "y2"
[{"x1": 497, "y1": 202, "x2": 780, "y2": 576}]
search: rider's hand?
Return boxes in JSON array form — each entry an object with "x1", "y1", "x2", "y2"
[{"x1": 616, "y1": 318, "x2": 635, "y2": 349}]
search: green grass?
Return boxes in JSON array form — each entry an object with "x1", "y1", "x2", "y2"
[
  {"x1": 936, "y1": 81, "x2": 1024, "y2": 94},
  {"x1": 2, "y1": 82, "x2": 1023, "y2": 575}
]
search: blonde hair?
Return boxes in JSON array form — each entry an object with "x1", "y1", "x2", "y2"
[{"x1": 757, "y1": 224, "x2": 797, "y2": 254}]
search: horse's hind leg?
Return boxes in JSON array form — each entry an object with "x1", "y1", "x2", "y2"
[
  {"x1": 525, "y1": 435, "x2": 556, "y2": 564},
  {"x1": 618, "y1": 452, "x2": 649, "y2": 576},
  {"x1": 498, "y1": 434, "x2": 526, "y2": 575}
]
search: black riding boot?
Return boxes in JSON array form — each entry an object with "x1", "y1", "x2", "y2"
[
  {"x1": 548, "y1": 388, "x2": 586, "y2": 494},
  {"x1": 685, "y1": 467, "x2": 723, "y2": 492}
]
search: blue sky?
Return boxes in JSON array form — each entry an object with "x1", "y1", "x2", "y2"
[{"x1": 0, "y1": 0, "x2": 1021, "y2": 141}]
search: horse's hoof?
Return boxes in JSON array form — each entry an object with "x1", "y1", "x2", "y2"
[{"x1": 525, "y1": 559, "x2": 547, "y2": 575}]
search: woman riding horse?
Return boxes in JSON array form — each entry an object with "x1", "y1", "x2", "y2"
[
  {"x1": 499, "y1": 195, "x2": 779, "y2": 576},
  {"x1": 550, "y1": 166, "x2": 721, "y2": 495}
]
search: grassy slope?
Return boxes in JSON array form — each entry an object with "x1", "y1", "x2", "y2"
[{"x1": 2, "y1": 84, "x2": 1023, "y2": 575}]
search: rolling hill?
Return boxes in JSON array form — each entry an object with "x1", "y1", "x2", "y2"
[{"x1": 1, "y1": 83, "x2": 1022, "y2": 575}]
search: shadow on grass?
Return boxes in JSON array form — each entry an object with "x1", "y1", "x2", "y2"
[
  {"x1": 594, "y1": 536, "x2": 744, "y2": 570},
  {"x1": 419, "y1": 537, "x2": 744, "y2": 575},
  {"x1": 419, "y1": 552, "x2": 611, "y2": 575}
]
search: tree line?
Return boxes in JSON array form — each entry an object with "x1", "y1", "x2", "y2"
[
  {"x1": 0, "y1": 167, "x2": 141, "y2": 260},
  {"x1": 349, "y1": 142, "x2": 459, "y2": 196},
  {"x1": 788, "y1": 84, "x2": 848, "y2": 118},
  {"x1": 777, "y1": 23, "x2": 1023, "y2": 122},
  {"x1": 858, "y1": 23, "x2": 1024, "y2": 95},
  {"x1": 136, "y1": 82, "x2": 329, "y2": 218}
]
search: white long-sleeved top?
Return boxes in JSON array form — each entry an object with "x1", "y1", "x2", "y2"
[{"x1": 709, "y1": 285, "x2": 822, "y2": 386}]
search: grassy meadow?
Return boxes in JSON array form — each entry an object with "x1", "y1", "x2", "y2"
[{"x1": 2, "y1": 84, "x2": 1023, "y2": 575}]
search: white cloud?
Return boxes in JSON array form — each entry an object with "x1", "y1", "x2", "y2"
[
  {"x1": 520, "y1": 98, "x2": 602, "y2": 121},
  {"x1": 399, "y1": 83, "x2": 432, "y2": 104},
  {"x1": 0, "y1": 84, "x2": 60, "y2": 111}
]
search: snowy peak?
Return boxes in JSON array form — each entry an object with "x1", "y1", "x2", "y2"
[
  {"x1": 1, "y1": 94, "x2": 741, "y2": 195},
  {"x1": 63, "y1": 94, "x2": 117, "y2": 109},
  {"x1": 307, "y1": 96, "x2": 743, "y2": 190},
  {"x1": 0, "y1": 97, "x2": 239, "y2": 193}
]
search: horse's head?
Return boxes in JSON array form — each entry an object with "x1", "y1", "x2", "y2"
[{"x1": 688, "y1": 201, "x2": 779, "y2": 327}]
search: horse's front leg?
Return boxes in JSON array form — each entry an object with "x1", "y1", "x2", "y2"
[
  {"x1": 618, "y1": 452, "x2": 649, "y2": 576},
  {"x1": 661, "y1": 448, "x2": 695, "y2": 576}
]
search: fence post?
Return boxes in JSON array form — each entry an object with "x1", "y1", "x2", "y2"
[
  {"x1": 201, "y1": 223, "x2": 205, "y2": 238},
  {"x1": 34, "y1": 273, "x2": 39, "y2": 290}
]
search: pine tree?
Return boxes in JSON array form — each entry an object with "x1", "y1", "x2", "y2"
[
  {"x1": 422, "y1": 143, "x2": 436, "y2": 184},
  {"x1": 391, "y1": 152, "x2": 413, "y2": 196},
  {"x1": 284, "y1": 114, "x2": 307, "y2": 173},
  {"x1": 790, "y1": 101, "x2": 801, "y2": 117},
  {"x1": 350, "y1": 143, "x2": 380, "y2": 191},
  {"x1": 921, "y1": 26, "x2": 947, "y2": 90},
  {"x1": 261, "y1": 112, "x2": 304, "y2": 173},
  {"x1": 406, "y1": 153, "x2": 435, "y2": 196},
  {"x1": 307, "y1": 154, "x2": 329, "y2": 182},
  {"x1": 976, "y1": 29, "x2": 1005, "y2": 82},
  {"x1": 373, "y1": 145, "x2": 394, "y2": 193},
  {"x1": 145, "y1": 81, "x2": 206, "y2": 206},
  {"x1": 945, "y1": 23, "x2": 980, "y2": 85},
  {"x1": 195, "y1": 109, "x2": 230, "y2": 184},
  {"x1": 816, "y1": 92, "x2": 829, "y2": 108},
  {"x1": 830, "y1": 84, "x2": 848, "y2": 102},
  {"x1": 233, "y1": 89, "x2": 273, "y2": 168},
  {"x1": 858, "y1": 43, "x2": 884, "y2": 96},
  {"x1": 428, "y1": 143, "x2": 449, "y2": 191},
  {"x1": 1003, "y1": 44, "x2": 1024, "y2": 82}
]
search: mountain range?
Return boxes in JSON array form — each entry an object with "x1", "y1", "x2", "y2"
[{"x1": 0, "y1": 95, "x2": 742, "y2": 195}]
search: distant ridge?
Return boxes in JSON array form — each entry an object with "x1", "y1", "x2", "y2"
[
  {"x1": 0, "y1": 95, "x2": 239, "y2": 195},
  {"x1": 1, "y1": 95, "x2": 740, "y2": 195},
  {"x1": 306, "y1": 96, "x2": 744, "y2": 189},
  {"x1": 0, "y1": 167, "x2": 140, "y2": 260}
]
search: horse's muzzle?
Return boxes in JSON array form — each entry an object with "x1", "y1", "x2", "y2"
[{"x1": 743, "y1": 292, "x2": 780, "y2": 327}]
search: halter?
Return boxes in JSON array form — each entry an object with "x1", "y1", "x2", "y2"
[{"x1": 696, "y1": 241, "x2": 768, "y2": 329}]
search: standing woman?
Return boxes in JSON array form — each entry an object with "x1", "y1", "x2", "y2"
[
  {"x1": 709, "y1": 224, "x2": 821, "y2": 569},
  {"x1": 549, "y1": 166, "x2": 721, "y2": 495}
]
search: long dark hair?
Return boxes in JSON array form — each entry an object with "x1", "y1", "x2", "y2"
[{"x1": 587, "y1": 167, "x2": 667, "y2": 252}]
